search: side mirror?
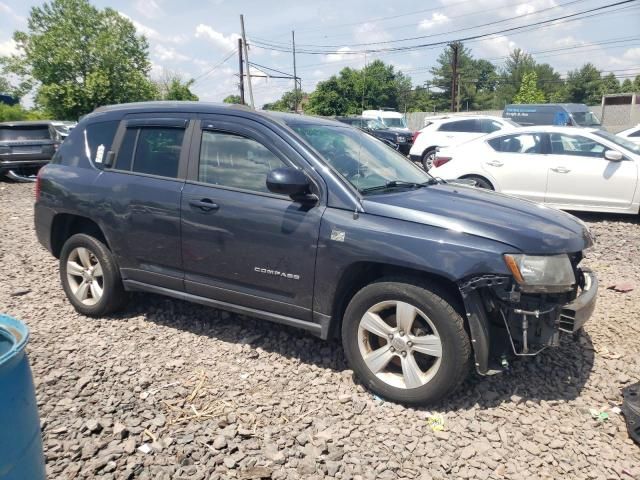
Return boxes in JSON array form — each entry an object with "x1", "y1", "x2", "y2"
[
  {"x1": 604, "y1": 150, "x2": 623, "y2": 162},
  {"x1": 266, "y1": 167, "x2": 314, "y2": 201}
]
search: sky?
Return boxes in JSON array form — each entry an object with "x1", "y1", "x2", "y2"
[{"x1": 0, "y1": 0, "x2": 639, "y2": 108}]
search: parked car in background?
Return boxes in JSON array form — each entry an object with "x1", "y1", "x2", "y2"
[
  {"x1": 0, "y1": 121, "x2": 60, "y2": 181},
  {"x1": 362, "y1": 109, "x2": 415, "y2": 153},
  {"x1": 617, "y1": 124, "x2": 640, "y2": 145},
  {"x1": 409, "y1": 115, "x2": 518, "y2": 170},
  {"x1": 430, "y1": 125, "x2": 640, "y2": 214},
  {"x1": 51, "y1": 121, "x2": 77, "y2": 139},
  {"x1": 336, "y1": 116, "x2": 412, "y2": 153},
  {"x1": 35, "y1": 101, "x2": 597, "y2": 404},
  {"x1": 503, "y1": 103, "x2": 602, "y2": 129}
]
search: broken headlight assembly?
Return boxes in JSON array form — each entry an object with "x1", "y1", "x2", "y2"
[{"x1": 503, "y1": 253, "x2": 575, "y2": 293}]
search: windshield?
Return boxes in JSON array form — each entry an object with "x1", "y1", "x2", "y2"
[
  {"x1": 291, "y1": 123, "x2": 431, "y2": 194},
  {"x1": 570, "y1": 111, "x2": 601, "y2": 127},
  {"x1": 0, "y1": 126, "x2": 52, "y2": 141},
  {"x1": 593, "y1": 130, "x2": 640, "y2": 155},
  {"x1": 382, "y1": 117, "x2": 407, "y2": 129},
  {"x1": 364, "y1": 119, "x2": 386, "y2": 130}
]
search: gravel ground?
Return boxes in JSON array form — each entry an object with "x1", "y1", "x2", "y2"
[{"x1": 1, "y1": 181, "x2": 639, "y2": 480}]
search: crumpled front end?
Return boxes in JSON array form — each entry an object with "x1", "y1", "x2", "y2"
[{"x1": 458, "y1": 253, "x2": 598, "y2": 375}]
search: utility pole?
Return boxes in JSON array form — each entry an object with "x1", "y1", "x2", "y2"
[
  {"x1": 292, "y1": 30, "x2": 298, "y2": 112},
  {"x1": 237, "y1": 38, "x2": 245, "y2": 104},
  {"x1": 450, "y1": 43, "x2": 459, "y2": 113},
  {"x1": 361, "y1": 52, "x2": 367, "y2": 113},
  {"x1": 456, "y1": 72, "x2": 461, "y2": 113},
  {"x1": 240, "y1": 15, "x2": 254, "y2": 109}
]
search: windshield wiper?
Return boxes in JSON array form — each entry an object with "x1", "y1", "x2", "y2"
[{"x1": 360, "y1": 179, "x2": 437, "y2": 195}]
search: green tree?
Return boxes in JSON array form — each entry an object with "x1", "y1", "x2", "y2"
[
  {"x1": 513, "y1": 71, "x2": 545, "y2": 104},
  {"x1": 634, "y1": 75, "x2": 640, "y2": 91},
  {"x1": 564, "y1": 64, "x2": 603, "y2": 105},
  {"x1": 262, "y1": 90, "x2": 306, "y2": 111},
  {"x1": 223, "y1": 95, "x2": 243, "y2": 104},
  {"x1": 154, "y1": 70, "x2": 198, "y2": 101},
  {"x1": 620, "y1": 78, "x2": 634, "y2": 92},
  {"x1": 600, "y1": 73, "x2": 620, "y2": 96},
  {"x1": 307, "y1": 60, "x2": 411, "y2": 116},
  {"x1": 3, "y1": 0, "x2": 157, "y2": 120}
]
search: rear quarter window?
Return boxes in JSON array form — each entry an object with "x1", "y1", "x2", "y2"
[{"x1": 52, "y1": 120, "x2": 120, "y2": 168}]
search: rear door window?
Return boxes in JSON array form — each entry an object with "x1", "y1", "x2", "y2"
[
  {"x1": 438, "y1": 119, "x2": 479, "y2": 133},
  {"x1": 115, "y1": 126, "x2": 185, "y2": 178},
  {"x1": 480, "y1": 120, "x2": 504, "y2": 134},
  {"x1": 488, "y1": 133, "x2": 544, "y2": 154}
]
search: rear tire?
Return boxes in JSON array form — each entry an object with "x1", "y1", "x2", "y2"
[
  {"x1": 341, "y1": 279, "x2": 471, "y2": 405},
  {"x1": 421, "y1": 149, "x2": 436, "y2": 171},
  {"x1": 59, "y1": 234, "x2": 127, "y2": 317},
  {"x1": 464, "y1": 175, "x2": 494, "y2": 190}
]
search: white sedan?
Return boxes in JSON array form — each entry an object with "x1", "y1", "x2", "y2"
[
  {"x1": 430, "y1": 126, "x2": 640, "y2": 214},
  {"x1": 617, "y1": 124, "x2": 640, "y2": 145}
]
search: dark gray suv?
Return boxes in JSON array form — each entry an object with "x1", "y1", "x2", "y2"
[
  {"x1": 0, "y1": 121, "x2": 60, "y2": 180},
  {"x1": 34, "y1": 102, "x2": 597, "y2": 404}
]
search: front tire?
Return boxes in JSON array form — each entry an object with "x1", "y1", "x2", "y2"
[
  {"x1": 59, "y1": 234, "x2": 127, "y2": 317},
  {"x1": 341, "y1": 279, "x2": 471, "y2": 405},
  {"x1": 464, "y1": 175, "x2": 494, "y2": 190}
]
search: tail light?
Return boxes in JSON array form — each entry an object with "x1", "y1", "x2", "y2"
[
  {"x1": 432, "y1": 156, "x2": 452, "y2": 168},
  {"x1": 35, "y1": 167, "x2": 44, "y2": 202},
  {"x1": 412, "y1": 131, "x2": 420, "y2": 143}
]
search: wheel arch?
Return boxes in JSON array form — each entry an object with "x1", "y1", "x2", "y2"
[
  {"x1": 327, "y1": 261, "x2": 465, "y2": 339},
  {"x1": 459, "y1": 173, "x2": 496, "y2": 190},
  {"x1": 50, "y1": 214, "x2": 110, "y2": 258}
]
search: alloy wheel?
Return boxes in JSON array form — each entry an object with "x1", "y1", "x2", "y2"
[
  {"x1": 66, "y1": 247, "x2": 104, "y2": 306},
  {"x1": 357, "y1": 300, "x2": 442, "y2": 389}
]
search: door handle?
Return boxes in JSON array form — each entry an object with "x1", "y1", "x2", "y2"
[
  {"x1": 189, "y1": 198, "x2": 219, "y2": 212},
  {"x1": 486, "y1": 160, "x2": 503, "y2": 167},
  {"x1": 551, "y1": 167, "x2": 570, "y2": 173}
]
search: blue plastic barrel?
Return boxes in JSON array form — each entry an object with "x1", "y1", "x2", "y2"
[{"x1": 0, "y1": 314, "x2": 46, "y2": 480}]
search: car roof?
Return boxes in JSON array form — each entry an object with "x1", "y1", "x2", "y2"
[
  {"x1": 427, "y1": 114, "x2": 506, "y2": 123},
  {"x1": 495, "y1": 125, "x2": 599, "y2": 134},
  {"x1": 0, "y1": 120, "x2": 54, "y2": 127},
  {"x1": 86, "y1": 101, "x2": 349, "y2": 129}
]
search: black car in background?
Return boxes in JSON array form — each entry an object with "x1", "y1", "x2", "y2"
[
  {"x1": 0, "y1": 121, "x2": 60, "y2": 181},
  {"x1": 336, "y1": 116, "x2": 414, "y2": 154}
]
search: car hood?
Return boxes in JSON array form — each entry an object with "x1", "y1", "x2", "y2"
[
  {"x1": 362, "y1": 184, "x2": 594, "y2": 254},
  {"x1": 386, "y1": 127, "x2": 413, "y2": 135}
]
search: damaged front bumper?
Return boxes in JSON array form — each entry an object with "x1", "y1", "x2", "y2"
[{"x1": 459, "y1": 268, "x2": 598, "y2": 375}]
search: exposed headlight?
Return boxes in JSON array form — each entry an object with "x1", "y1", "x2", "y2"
[
  {"x1": 503, "y1": 254, "x2": 575, "y2": 293},
  {"x1": 396, "y1": 136, "x2": 406, "y2": 143}
]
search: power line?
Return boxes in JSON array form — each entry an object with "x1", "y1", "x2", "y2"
[
  {"x1": 255, "y1": 0, "x2": 589, "y2": 49},
  {"x1": 250, "y1": 1, "x2": 639, "y2": 55},
  {"x1": 191, "y1": 48, "x2": 237, "y2": 85}
]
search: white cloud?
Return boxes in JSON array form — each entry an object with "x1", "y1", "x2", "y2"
[
  {"x1": 119, "y1": 12, "x2": 185, "y2": 44},
  {"x1": 418, "y1": 13, "x2": 449, "y2": 30},
  {"x1": 325, "y1": 46, "x2": 354, "y2": 63},
  {"x1": 135, "y1": 0, "x2": 164, "y2": 19},
  {"x1": 195, "y1": 24, "x2": 240, "y2": 51},
  {"x1": 354, "y1": 22, "x2": 391, "y2": 44},
  {"x1": 476, "y1": 35, "x2": 517, "y2": 58},
  {"x1": 154, "y1": 45, "x2": 189, "y2": 62},
  {"x1": 0, "y1": 38, "x2": 18, "y2": 56},
  {"x1": 515, "y1": 4, "x2": 536, "y2": 16},
  {"x1": 0, "y1": 2, "x2": 26, "y2": 24},
  {"x1": 623, "y1": 48, "x2": 640, "y2": 62}
]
